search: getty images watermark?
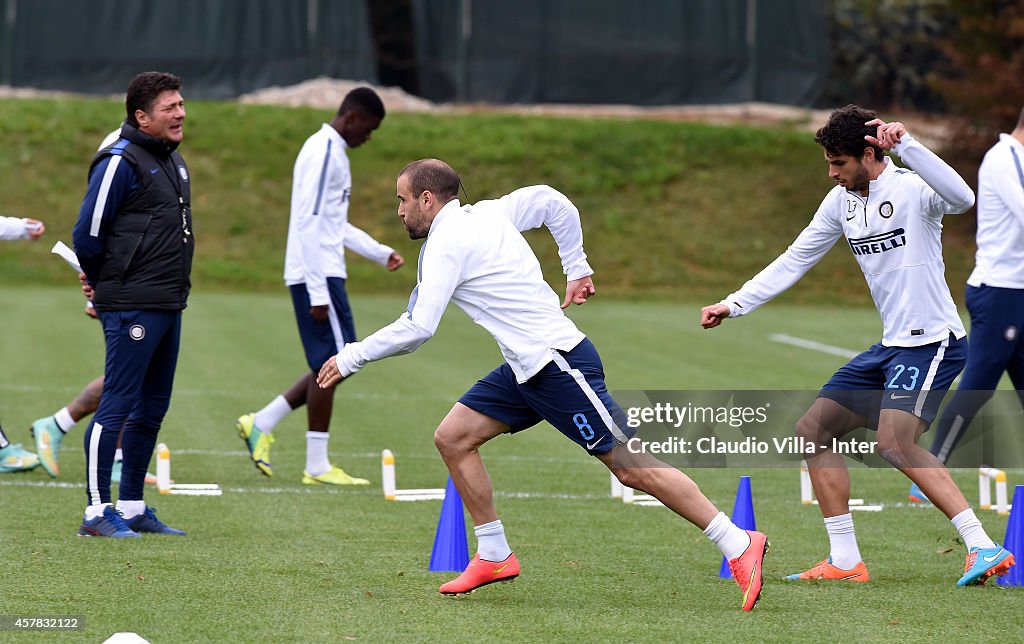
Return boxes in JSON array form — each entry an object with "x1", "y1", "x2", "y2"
[{"x1": 610, "y1": 391, "x2": 1024, "y2": 469}]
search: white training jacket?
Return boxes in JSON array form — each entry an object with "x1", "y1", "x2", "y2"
[
  {"x1": 722, "y1": 134, "x2": 973, "y2": 347},
  {"x1": 967, "y1": 133, "x2": 1024, "y2": 289},
  {"x1": 334, "y1": 185, "x2": 593, "y2": 382},
  {"x1": 283, "y1": 124, "x2": 394, "y2": 305},
  {"x1": 0, "y1": 216, "x2": 32, "y2": 240}
]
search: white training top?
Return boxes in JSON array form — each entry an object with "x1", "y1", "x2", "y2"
[
  {"x1": 0, "y1": 216, "x2": 32, "y2": 240},
  {"x1": 283, "y1": 123, "x2": 394, "y2": 306},
  {"x1": 334, "y1": 185, "x2": 593, "y2": 382},
  {"x1": 967, "y1": 133, "x2": 1024, "y2": 289},
  {"x1": 723, "y1": 134, "x2": 973, "y2": 347}
]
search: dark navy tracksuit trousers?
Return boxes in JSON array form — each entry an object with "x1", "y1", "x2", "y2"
[
  {"x1": 84, "y1": 310, "x2": 181, "y2": 505},
  {"x1": 929, "y1": 284, "x2": 1024, "y2": 462}
]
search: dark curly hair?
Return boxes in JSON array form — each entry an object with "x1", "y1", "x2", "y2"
[
  {"x1": 814, "y1": 104, "x2": 883, "y2": 161},
  {"x1": 125, "y1": 71, "x2": 182, "y2": 127}
]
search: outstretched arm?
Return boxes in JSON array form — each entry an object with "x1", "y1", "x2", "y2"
[
  {"x1": 705, "y1": 197, "x2": 844, "y2": 323},
  {"x1": 318, "y1": 235, "x2": 463, "y2": 388},
  {"x1": 0, "y1": 216, "x2": 44, "y2": 241},
  {"x1": 0, "y1": 216, "x2": 22, "y2": 240}
]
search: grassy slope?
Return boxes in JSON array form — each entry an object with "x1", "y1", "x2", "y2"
[{"x1": 0, "y1": 97, "x2": 978, "y2": 305}]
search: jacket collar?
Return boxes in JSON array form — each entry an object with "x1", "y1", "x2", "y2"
[
  {"x1": 871, "y1": 156, "x2": 896, "y2": 184},
  {"x1": 120, "y1": 121, "x2": 179, "y2": 158},
  {"x1": 1001, "y1": 132, "x2": 1024, "y2": 153},
  {"x1": 323, "y1": 123, "x2": 348, "y2": 150},
  {"x1": 428, "y1": 199, "x2": 463, "y2": 236}
]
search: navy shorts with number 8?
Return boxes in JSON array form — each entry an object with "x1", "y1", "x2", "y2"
[{"x1": 458, "y1": 338, "x2": 631, "y2": 455}]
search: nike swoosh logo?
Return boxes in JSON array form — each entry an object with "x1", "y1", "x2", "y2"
[
  {"x1": 983, "y1": 549, "x2": 1006, "y2": 563},
  {"x1": 846, "y1": 213, "x2": 857, "y2": 221},
  {"x1": 745, "y1": 562, "x2": 758, "y2": 602},
  {"x1": 2, "y1": 457, "x2": 26, "y2": 468},
  {"x1": 492, "y1": 563, "x2": 511, "y2": 574},
  {"x1": 585, "y1": 437, "x2": 605, "y2": 451},
  {"x1": 150, "y1": 168, "x2": 159, "y2": 174},
  {"x1": 890, "y1": 393, "x2": 911, "y2": 400}
]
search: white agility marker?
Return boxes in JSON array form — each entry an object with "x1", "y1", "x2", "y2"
[
  {"x1": 382, "y1": 449, "x2": 397, "y2": 499},
  {"x1": 979, "y1": 467, "x2": 1010, "y2": 515},
  {"x1": 381, "y1": 449, "x2": 445, "y2": 501},
  {"x1": 157, "y1": 444, "x2": 172, "y2": 493},
  {"x1": 800, "y1": 462, "x2": 814, "y2": 504},
  {"x1": 156, "y1": 443, "x2": 222, "y2": 496},
  {"x1": 610, "y1": 472, "x2": 663, "y2": 507},
  {"x1": 800, "y1": 462, "x2": 875, "y2": 510}
]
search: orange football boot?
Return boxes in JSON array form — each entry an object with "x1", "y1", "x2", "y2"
[
  {"x1": 439, "y1": 553, "x2": 520, "y2": 595},
  {"x1": 785, "y1": 557, "x2": 869, "y2": 582},
  {"x1": 728, "y1": 530, "x2": 770, "y2": 611}
]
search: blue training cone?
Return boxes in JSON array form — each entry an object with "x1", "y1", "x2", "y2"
[
  {"x1": 719, "y1": 475, "x2": 756, "y2": 579},
  {"x1": 997, "y1": 484, "x2": 1023, "y2": 587},
  {"x1": 429, "y1": 477, "x2": 470, "y2": 572}
]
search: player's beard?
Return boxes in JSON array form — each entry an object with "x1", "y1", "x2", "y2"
[
  {"x1": 404, "y1": 205, "x2": 429, "y2": 240},
  {"x1": 849, "y1": 163, "x2": 871, "y2": 194}
]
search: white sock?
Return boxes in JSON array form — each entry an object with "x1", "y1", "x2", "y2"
[
  {"x1": 54, "y1": 407, "x2": 75, "y2": 432},
  {"x1": 84, "y1": 503, "x2": 112, "y2": 521},
  {"x1": 703, "y1": 511, "x2": 751, "y2": 560},
  {"x1": 824, "y1": 513, "x2": 862, "y2": 569},
  {"x1": 254, "y1": 395, "x2": 292, "y2": 434},
  {"x1": 951, "y1": 508, "x2": 996, "y2": 550},
  {"x1": 305, "y1": 431, "x2": 331, "y2": 476},
  {"x1": 116, "y1": 500, "x2": 146, "y2": 520},
  {"x1": 114, "y1": 448, "x2": 123, "y2": 463},
  {"x1": 474, "y1": 519, "x2": 513, "y2": 562}
]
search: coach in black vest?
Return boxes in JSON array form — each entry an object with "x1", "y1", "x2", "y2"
[
  {"x1": 72, "y1": 71, "x2": 192, "y2": 538},
  {"x1": 88, "y1": 122, "x2": 193, "y2": 310}
]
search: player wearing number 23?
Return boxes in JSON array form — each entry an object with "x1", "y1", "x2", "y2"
[{"x1": 701, "y1": 105, "x2": 1014, "y2": 587}]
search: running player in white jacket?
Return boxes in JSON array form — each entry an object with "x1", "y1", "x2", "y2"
[
  {"x1": 317, "y1": 159, "x2": 770, "y2": 610},
  {"x1": 702, "y1": 105, "x2": 1014, "y2": 587}
]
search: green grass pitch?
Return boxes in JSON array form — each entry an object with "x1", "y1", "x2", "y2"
[{"x1": 0, "y1": 287, "x2": 1020, "y2": 642}]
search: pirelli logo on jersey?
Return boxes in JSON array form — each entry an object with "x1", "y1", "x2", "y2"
[{"x1": 848, "y1": 228, "x2": 906, "y2": 256}]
